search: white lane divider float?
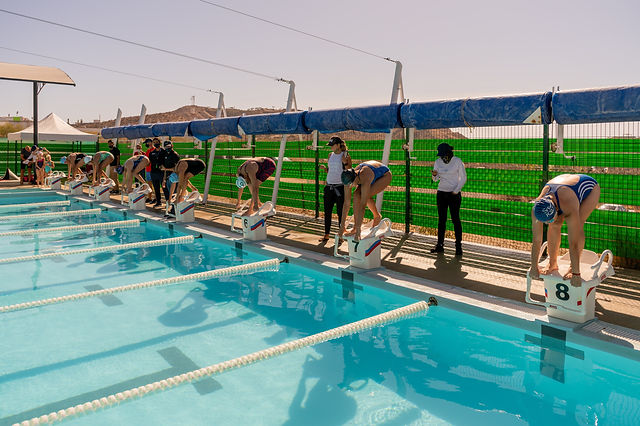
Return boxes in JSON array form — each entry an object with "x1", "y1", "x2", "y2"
[
  {"x1": 0, "y1": 219, "x2": 141, "y2": 237},
  {"x1": 16, "y1": 297, "x2": 436, "y2": 425},
  {"x1": 0, "y1": 235, "x2": 194, "y2": 265},
  {"x1": 0, "y1": 200, "x2": 71, "y2": 211},
  {"x1": 0, "y1": 208, "x2": 102, "y2": 222},
  {"x1": 1, "y1": 257, "x2": 280, "y2": 313}
]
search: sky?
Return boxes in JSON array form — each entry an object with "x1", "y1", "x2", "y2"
[{"x1": 1, "y1": 0, "x2": 639, "y2": 124}]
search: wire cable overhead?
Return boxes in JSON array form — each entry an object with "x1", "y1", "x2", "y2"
[{"x1": 0, "y1": 8, "x2": 287, "y2": 82}]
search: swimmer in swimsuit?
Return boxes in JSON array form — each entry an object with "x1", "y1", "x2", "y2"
[
  {"x1": 122, "y1": 154, "x2": 150, "y2": 194},
  {"x1": 339, "y1": 160, "x2": 392, "y2": 241},
  {"x1": 172, "y1": 158, "x2": 206, "y2": 203},
  {"x1": 235, "y1": 157, "x2": 276, "y2": 215},
  {"x1": 531, "y1": 174, "x2": 601, "y2": 287},
  {"x1": 89, "y1": 151, "x2": 115, "y2": 186},
  {"x1": 62, "y1": 153, "x2": 90, "y2": 180}
]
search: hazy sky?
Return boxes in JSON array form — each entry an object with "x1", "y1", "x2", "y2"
[{"x1": 1, "y1": 0, "x2": 639, "y2": 123}]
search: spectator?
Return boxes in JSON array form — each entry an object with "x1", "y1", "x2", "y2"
[
  {"x1": 160, "y1": 141, "x2": 180, "y2": 205},
  {"x1": 431, "y1": 143, "x2": 467, "y2": 256},
  {"x1": 19, "y1": 145, "x2": 32, "y2": 185},
  {"x1": 148, "y1": 139, "x2": 164, "y2": 207},
  {"x1": 318, "y1": 136, "x2": 351, "y2": 241},
  {"x1": 145, "y1": 138, "x2": 156, "y2": 183}
]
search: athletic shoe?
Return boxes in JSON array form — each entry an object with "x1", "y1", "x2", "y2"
[{"x1": 430, "y1": 244, "x2": 444, "y2": 253}]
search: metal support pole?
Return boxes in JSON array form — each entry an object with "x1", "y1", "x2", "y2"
[
  {"x1": 542, "y1": 124, "x2": 550, "y2": 187},
  {"x1": 271, "y1": 80, "x2": 296, "y2": 205},
  {"x1": 313, "y1": 131, "x2": 319, "y2": 219},
  {"x1": 375, "y1": 61, "x2": 404, "y2": 212},
  {"x1": 202, "y1": 92, "x2": 226, "y2": 203},
  {"x1": 404, "y1": 145, "x2": 411, "y2": 234},
  {"x1": 250, "y1": 135, "x2": 256, "y2": 158},
  {"x1": 33, "y1": 82, "x2": 39, "y2": 147}
]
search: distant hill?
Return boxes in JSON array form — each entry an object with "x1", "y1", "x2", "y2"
[{"x1": 78, "y1": 105, "x2": 465, "y2": 140}]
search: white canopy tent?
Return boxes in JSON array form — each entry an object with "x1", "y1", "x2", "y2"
[{"x1": 8, "y1": 113, "x2": 97, "y2": 142}]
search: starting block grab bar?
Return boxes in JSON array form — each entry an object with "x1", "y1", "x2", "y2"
[{"x1": 526, "y1": 241, "x2": 615, "y2": 323}]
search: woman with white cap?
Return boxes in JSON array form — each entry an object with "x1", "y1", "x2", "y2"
[
  {"x1": 530, "y1": 174, "x2": 600, "y2": 287},
  {"x1": 235, "y1": 157, "x2": 276, "y2": 215}
]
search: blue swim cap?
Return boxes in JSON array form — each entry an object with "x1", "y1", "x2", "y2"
[
  {"x1": 168, "y1": 172, "x2": 179, "y2": 184},
  {"x1": 116, "y1": 165, "x2": 124, "y2": 175},
  {"x1": 235, "y1": 176, "x2": 247, "y2": 189},
  {"x1": 534, "y1": 196, "x2": 557, "y2": 223},
  {"x1": 60, "y1": 156, "x2": 67, "y2": 164}
]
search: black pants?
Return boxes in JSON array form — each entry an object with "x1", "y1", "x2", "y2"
[
  {"x1": 323, "y1": 184, "x2": 345, "y2": 234},
  {"x1": 150, "y1": 170, "x2": 163, "y2": 203},
  {"x1": 436, "y1": 190, "x2": 462, "y2": 246}
]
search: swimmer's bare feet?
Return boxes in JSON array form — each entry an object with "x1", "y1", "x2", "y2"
[
  {"x1": 540, "y1": 266, "x2": 559, "y2": 275},
  {"x1": 343, "y1": 229, "x2": 356, "y2": 237},
  {"x1": 372, "y1": 215, "x2": 382, "y2": 227}
]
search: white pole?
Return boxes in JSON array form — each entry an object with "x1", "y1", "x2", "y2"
[
  {"x1": 203, "y1": 92, "x2": 226, "y2": 203},
  {"x1": 270, "y1": 80, "x2": 296, "y2": 205},
  {"x1": 114, "y1": 108, "x2": 122, "y2": 146},
  {"x1": 376, "y1": 61, "x2": 404, "y2": 212}
]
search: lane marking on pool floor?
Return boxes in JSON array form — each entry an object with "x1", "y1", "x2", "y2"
[
  {"x1": 0, "y1": 219, "x2": 141, "y2": 237},
  {"x1": 0, "y1": 208, "x2": 102, "y2": 222},
  {"x1": 0, "y1": 235, "x2": 195, "y2": 265},
  {"x1": 18, "y1": 300, "x2": 434, "y2": 425},
  {"x1": 0, "y1": 258, "x2": 281, "y2": 313}
]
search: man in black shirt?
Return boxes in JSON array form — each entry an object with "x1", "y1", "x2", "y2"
[
  {"x1": 107, "y1": 140, "x2": 121, "y2": 193},
  {"x1": 19, "y1": 145, "x2": 32, "y2": 185},
  {"x1": 148, "y1": 139, "x2": 164, "y2": 207},
  {"x1": 160, "y1": 141, "x2": 180, "y2": 209}
]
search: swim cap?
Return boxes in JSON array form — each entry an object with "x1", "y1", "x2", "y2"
[
  {"x1": 116, "y1": 165, "x2": 124, "y2": 175},
  {"x1": 534, "y1": 196, "x2": 557, "y2": 223},
  {"x1": 83, "y1": 155, "x2": 93, "y2": 164},
  {"x1": 60, "y1": 156, "x2": 67, "y2": 164},
  {"x1": 236, "y1": 176, "x2": 247, "y2": 188},
  {"x1": 341, "y1": 169, "x2": 357, "y2": 185},
  {"x1": 168, "y1": 172, "x2": 179, "y2": 184}
]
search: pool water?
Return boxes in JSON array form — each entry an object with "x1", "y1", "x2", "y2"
[{"x1": 0, "y1": 190, "x2": 639, "y2": 425}]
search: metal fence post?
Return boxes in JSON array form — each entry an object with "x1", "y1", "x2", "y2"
[
  {"x1": 315, "y1": 142, "x2": 320, "y2": 219},
  {"x1": 404, "y1": 141, "x2": 411, "y2": 234},
  {"x1": 542, "y1": 124, "x2": 550, "y2": 187}
]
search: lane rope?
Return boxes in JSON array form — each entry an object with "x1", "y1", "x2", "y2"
[
  {"x1": 0, "y1": 235, "x2": 194, "y2": 265},
  {"x1": 0, "y1": 200, "x2": 70, "y2": 210},
  {"x1": 0, "y1": 219, "x2": 141, "y2": 237},
  {"x1": 1, "y1": 257, "x2": 279, "y2": 313},
  {"x1": 16, "y1": 299, "x2": 432, "y2": 425},
  {"x1": 0, "y1": 208, "x2": 102, "y2": 222}
]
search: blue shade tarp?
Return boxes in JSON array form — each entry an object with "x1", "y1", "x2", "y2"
[
  {"x1": 152, "y1": 121, "x2": 190, "y2": 137},
  {"x1": 304, "y1": 104, "x2": 402, "y2": 133},
  {"x1": 122, "y1": 124, "x2": 154, "y2": 139},
  {"x1": 552, "y1": 86, "x2": 640, "y2": 124},
  {"x1": 189, "y1": 116, "x2": 241, "y2": 141},
  {"x1": 401, "y1": 92, "x2": 552, "y2": 129},
  {"x1": 101, "y1": 126, "x2": 125, "y2": 139},
  {"x1": 238, "y1": 111, "x2": 309, "y2": 135}
]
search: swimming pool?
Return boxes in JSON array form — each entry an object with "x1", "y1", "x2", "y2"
[{"x1": 0, "y1": 189, "x2": 639, "y2": 425}]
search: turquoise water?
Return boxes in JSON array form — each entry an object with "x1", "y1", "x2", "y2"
[{"x1": 0, "y1": 191, "x2": 639, "y2": 425}]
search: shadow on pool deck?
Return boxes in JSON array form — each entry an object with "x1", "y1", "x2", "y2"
[{"x1": 192, "y1": 201, "x2": 640, "y2": 332}]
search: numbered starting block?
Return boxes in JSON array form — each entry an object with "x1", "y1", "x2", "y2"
[
  {"x1": 230, "y1": 201, "x2": 276, "y2": 241},
  {"x1": 89, "y1": 178, "x2": 116, "y2": 201},
  {"x1": 67, "y1": 173, "x2": 87, "y2": 195},
  {"x1": 168, "y1": 191, "x2": 203, "y2": 222},
  {"x1": 334, "y1": 218, "x2": 394, "y2": 269},
  {"x1": 126, "y1": 183, "x2": 152, "y2": 210},
  {"x1": 45, "y1": 171, "x2": 66, "y2": 190},
  {"x1": 526, "y1": 242, "x2": 615, "y2": 323}
]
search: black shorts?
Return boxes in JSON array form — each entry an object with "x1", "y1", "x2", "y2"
[{"x1": 185, "y1": 159, "x2": 206, "y2": 177}]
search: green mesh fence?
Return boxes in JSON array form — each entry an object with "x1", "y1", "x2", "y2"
[{"x1": 3, "y1": 123, "x2": 639, "y2": 266}]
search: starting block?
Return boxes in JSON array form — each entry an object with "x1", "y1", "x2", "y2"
[
  {"x1": 334, "y1": 218, "x2": 394, "y2": 269},
  {"x1": 89, "y1": 178, "x2": 115, "y2": 201},
  {"x1": 126, "y1": 183, "x2": 152, "y2": 210},
  {"x1": 230, "y1": 201, "x2": 276, "y2": 241},
  {"x1": 168, "y1": 191, "x2": 203, "y2": 222},
  {"x1": 67, "y1": 173, "x2": 87, "y2": 195},
  {"x1": 45, "y1": 171, "x2": 66, "y2": 190},
  {"x1": 526, "y1": 242, "x2": 615, "y2": 323}
]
